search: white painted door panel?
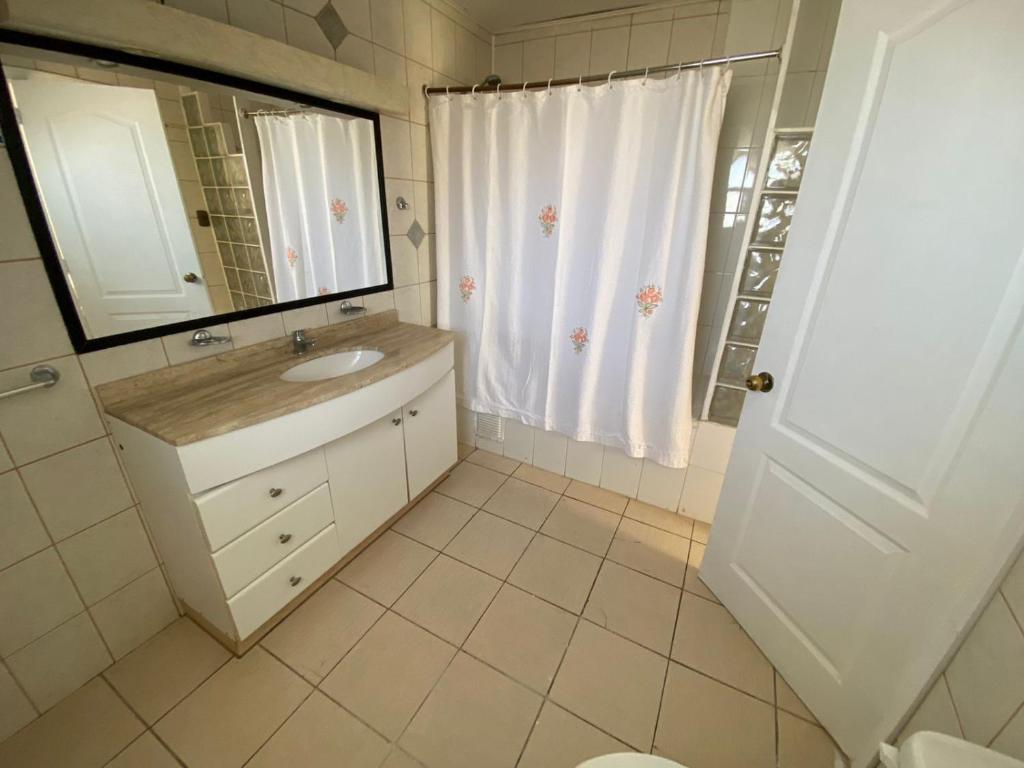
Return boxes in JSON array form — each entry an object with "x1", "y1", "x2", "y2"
[
  {"x1": 703, "y1": 1, "x2": 1024, "y2": 765},
  {"x1": 325, "y1": 409, "x2": 408, "y2": 555},
  {"x1": 403, "y1": 370, "x2": 457, "y2": 499},
  {"x1": 10, "y1": 75, "x2": 211, "y2": 336}
]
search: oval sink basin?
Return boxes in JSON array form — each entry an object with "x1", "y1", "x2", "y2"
[{"x1": 280, "y1": 350, "x2": 384, "y2": 382}]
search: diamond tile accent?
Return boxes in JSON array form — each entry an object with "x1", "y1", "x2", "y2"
[
  {"x1": 407, "y1": 220, "x2": 425, "y2": 249},
  {"x1": 316, "y1": 3, "x2": 349, "y2": 50}
]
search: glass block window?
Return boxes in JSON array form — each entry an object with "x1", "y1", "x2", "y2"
[{"x1": 707, "y1": 130, "x2": 813, "y2": 427}]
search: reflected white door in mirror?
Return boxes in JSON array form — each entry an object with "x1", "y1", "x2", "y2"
[{"x1": 106, "y1": 333, "x2": 455, "y2": 654}]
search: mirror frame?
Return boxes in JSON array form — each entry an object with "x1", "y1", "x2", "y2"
[{"x1": 0, "y1": 29, "x2": 394, "y2": 353}]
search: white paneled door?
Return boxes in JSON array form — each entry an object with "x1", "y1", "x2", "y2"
[
  {"x1": 703, "y1": 0, "x2": 1024, "y2": 765},
  {"x1": 11, "y1": 74, "x2": 211, "y2": 336}
]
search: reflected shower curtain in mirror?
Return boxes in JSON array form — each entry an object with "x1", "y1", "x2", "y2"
[
  {"x1": 255, "y1": 113, "x2": 386, "y2": 301},
  {"x1": 430, "y1": 68, "x2": 730, "y2": 467}
]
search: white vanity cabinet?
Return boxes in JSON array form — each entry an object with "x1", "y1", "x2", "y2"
[{"x1": 110, "y1": 344, "x2": 456, "y2": 652}]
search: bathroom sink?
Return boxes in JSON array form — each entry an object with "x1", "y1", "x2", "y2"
[{"x1": 280, "y1": 350, "x2": 384, "y2": 382}]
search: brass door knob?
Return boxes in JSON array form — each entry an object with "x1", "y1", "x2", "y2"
[
  {"x1": 183, "y1": 272, "x2": 201, "y2": 283},
  {"x1": 745, "y1": 372, "x2": 775, "y2": 393}
]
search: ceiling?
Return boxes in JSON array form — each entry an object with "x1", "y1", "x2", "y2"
[{"x1": 453, "y1": 0, "x2": 645, "y2": 32}]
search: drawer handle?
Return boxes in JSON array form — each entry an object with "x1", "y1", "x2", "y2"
[
  {"x1": 392, "y1": 417, "x2": 402, "y2": 426},
  {"x1": 289, "y1": 575, "x2": 302, "y2": 587},
  {"x1": 278, "y1": 533, "x2": 292, "y2": 544},
  {"x1": 409, "y1": 409, "x2": 419, "y2": 417},
  {"x1": 269, "y1": 488, "x2": 283, "y2": 498}
]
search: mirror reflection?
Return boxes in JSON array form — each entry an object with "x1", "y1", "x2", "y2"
[{"x1": 2, "y1": 48, "x2": 389, "y2": 339}]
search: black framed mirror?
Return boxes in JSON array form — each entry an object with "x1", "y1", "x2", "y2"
[{"x1": 0, "y1": 30, "x2": 394, "y2": 353}]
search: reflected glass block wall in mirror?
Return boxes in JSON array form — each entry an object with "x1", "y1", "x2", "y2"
[{"x1": 708, "y1": 130, "x2": 813, "y2": 426}]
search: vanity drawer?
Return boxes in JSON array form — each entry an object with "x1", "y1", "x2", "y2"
[
  {"x1": 212, "y1": 483, "x2": 333, "y2": 597},
  {"x1": 196, "y1": 449, "x2": 327, "y2": 550},
  {"x1": 228, "y1": 525, "x2": 341, "y2": 640}
]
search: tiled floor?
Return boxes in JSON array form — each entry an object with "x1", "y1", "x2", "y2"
[{"x1": 0, "y1": 448, "x2": 846, "y2": 768}]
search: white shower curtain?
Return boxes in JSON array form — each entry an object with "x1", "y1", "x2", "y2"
[
  {"x1": 430, "y1": 68, "x2": 730, "y2": 467},
  {"x1": 255, "y1": 112, "x2": 386, "y2": 301}
]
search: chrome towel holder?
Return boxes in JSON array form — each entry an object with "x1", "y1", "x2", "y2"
[{"x1": 0, "y1": 365, "x2": 60, "y2": 400}]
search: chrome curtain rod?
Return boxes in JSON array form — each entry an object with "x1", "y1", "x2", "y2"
[
  {"x1": 423, "y1": 48, "x2": 780, "y2": 95},
  {"x1": 240, "y1": 108, "x2": 310, "y2": 119}
]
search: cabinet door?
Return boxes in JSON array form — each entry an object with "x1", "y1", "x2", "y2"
[
  {"x1": 325, "y1": 409, "x2": 408, "y2": 555},
  {"x1": 403, "y1": 370, "x2": 457, "y2": 499}
]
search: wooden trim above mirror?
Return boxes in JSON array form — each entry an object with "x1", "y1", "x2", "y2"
[{"x1": 0, "y1": 0, "x2": 408, "y2": 117}]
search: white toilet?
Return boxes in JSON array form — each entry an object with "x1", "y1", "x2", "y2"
[
  {"x1": 576, "y1": 754, "x2": 686, "y2": 768},
  {"x1": 879, "y1": 732, "x2": 1024, "y2": 768}
]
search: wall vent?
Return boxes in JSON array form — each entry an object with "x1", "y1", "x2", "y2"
[{"x1": 475, "y1": 413, "x2": 504, "y2": 442}]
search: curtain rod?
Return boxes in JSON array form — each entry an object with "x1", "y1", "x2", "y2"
[
  {"x1": 239, "y1": 108, "x2": 310, "y2": 119},
  {"x1": 423, "y1": 48, "x2": 780, "y2": 96}
]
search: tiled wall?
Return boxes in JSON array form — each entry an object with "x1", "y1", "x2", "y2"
[
  {"x1": 896, "y1": 550, "x2": 1024, "y2": 758},
  {"x1": 0, "y1": 0, "x2": 487, "y2": 739}
]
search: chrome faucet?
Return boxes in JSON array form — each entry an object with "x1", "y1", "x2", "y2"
[{"x1": 291, "y1": 329, "x2": 317, "y2": 356}]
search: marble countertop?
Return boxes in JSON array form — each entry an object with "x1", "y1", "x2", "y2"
[{"x1": 96, "y1": 311, "x2": 454, "y2": 446}]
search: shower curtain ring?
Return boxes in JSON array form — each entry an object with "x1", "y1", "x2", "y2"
[
  {"x1": 607, "y1": 70, "x2": 617, "y2": 87},
  {"x1": 643, "y1": 66, "x2": 649, "y2": 84},
  {"x1": 522, "y1": 81, "x2": 529, "y2": 96},
  {"x1": 471, "y1": 83, "x2": 479, "y2": 98},
  {"x1": 496, "y1": 83, "x2": 501, "y2": 99},
  {"x1": 577, "y1": 74, "x2": 583, "y2": 91},
  {"x1": 547, "y1": 78, "x2": 553, "y2": 94},
  {"x1": 445, "y1": 86, "x2": 450, "y2": 100}
]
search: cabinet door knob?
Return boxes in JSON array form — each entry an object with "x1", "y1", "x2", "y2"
[
  {"x1": 278, "y1": 533, "x2": 292, "y2": 544},
  {"x1": 409, "y1": 409, "x2": 419, "y2": 417},
  {"x1": 269, "y1": 487, "x2": 283, "y2": 498},
  {"x1": 392, "y1": 417, "x2": 402, "y2": 426},
  {"x1": 289, "y1": 575, "x2": 302, "y2": 587}
]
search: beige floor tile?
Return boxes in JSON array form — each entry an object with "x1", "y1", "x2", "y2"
[
  {"x1": 247, "y1": 691, "x2": 390, "y2": 768},
  {"x1": 0, "y1": 678, "x2": 142, "y2": 768},
  {"x1": 607, "y1": 518, "x2": 689, "y2": 587},
  {"x1": 484, "y1": 477, "x2": 561, "y2": 530},
  {"x1": 778, "y1": 711, "x2": 846, "y2": 768},
  {"x1": 684, "y1": 540, "x2": 720, "y2": 603},
  {"x1": 337, "y1": 530, "x2": 436, "y2": 606},
  {"x1": 465, "y1": 449, "x2": 520, "y2": 474},
  {"x1": 400, "y1": 652, "x2": 542, "y2": 768},
  {"x1": 670, "y1": 592, "x2": 774, "y2": 703},
  {"x1": 514, "y1": 463, "x2": 571, "y2": 493},
  {"x1": 104, "y1": 617, "x2": 231, "y2": 724},
  {"x1": 394, "y1": 555, "x2": 501, "y2": 644},
  {"x1": 519, "y1": 701, "x2": 633, "y2": 768},
  {"x1": 261, "y1": 580, "x2": 383, "y2": 683},
  {"x1": 566, "y1": 479, "x2": 629, "y2": 513},
  {"x1": 392, "y1": 492, "x2": 477, "y2": 549},
  {"x1": 107, "y1": 731, "x2": 179, "y2": 767},
  {"x1": 777, "y1": 671, "x2": 818, "y2": 723},
  {"x1": 655, "y1": 663, "x2": 775, "y2": 768},
  {"x1": 550, "y1": 621, "x2": 667, "y2": 751},
  {"x1": 541, "y1": 497, "x2": 621, "y2": 556},
  {"x1": 584, "y1": 560, "x2": 680, "y2": 655},
  {"x1": 381, "y1": 747, "x2": 425, "y2": 767},
  {"x1": 321, "y1": 612, "x2": 455, "y2": 739},
  {"x1": 154, "y1": 646, "x2": 311, "y2": 768},
  {"x1": 626, "y1": 499, "x2": 695, "y2": 539},
  {"x1": 692, "y1": 520, "x2": 711, "y2": 543},
  {"x1": 435, "y1": 462, "x2": 507, "y2": 506},
  {"x1": 508, "y1": 535, "x2": 601, "y2": 613},
  {"x1": 444, "y1": 510, "x2": 534, "y2": 578},
  {"x1": 465, "y1": 584, "x2": 577, "y2": 693}
]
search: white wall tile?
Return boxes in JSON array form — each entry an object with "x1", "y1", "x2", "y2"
[
  {"x1": 455, "y1": 406, "x2": 476, "y2": 445},
  {"x1": 679, "y1": 465, "x2": 724, "y2": 523},
  {"x1": 637, "y1": 460, "x2": 686, "y2": 511},
  {"x1": 161, "y1": 323, "x2": 233, "y2": 365},
  {"x1": 393, "y1": 285, "x2": 423, "y2": 324},
  {"x1": 417, "y1": 235, "x2": 436, "y2": 283},
  {"x1": 475, "y1": 435, "x2": 503, "y2": 454},
  {"x1": 20, "y1": 438, "x2": 133, "y2": 542},
  {"x1": 992, "y1": 705, "x2": 1024, "y2": 762},
  {"x1": 493, "y1": 43, "x2": 523, "y2": 82},
  {"x1": 0, "y1": 150, "x2": 40, "y2": 263},
  {"x1": 283, "y1": 8, "x2": 334, "y2": 58},
  {"x1": 406, "y1": 59, "x2": 432, "y2": 124},
  {"x1": 565, "y1": 438, "x2": 604, "y2": 485},
  {"x1": 502, "y1": 418, "x2": 535, "y2": 463},
  {"x1": 626, "y1": 22, "x2": 672, "y2": 69},
  {"x1": 386, "y1": 178, "x2": 416, "y2": 234},
  {"x1": 410, "y1": 123, "x2": 431, "y2": 181},
  {"x1": 0, "y1": 663, "x2": 36, "y2": 742},
  {"x1": 6, "y1": 612, "x2": 111, "y2": 711},
  {"x1": 719, "y1": 75, "x2": 763, "y2": 146},
  {"x1": 668, "y1": 14, "x2": 716, "y2": 62},
  {"x1": 371, "y1": 0, "x2": 406, "y2": 54},
  {"x1": 946, "y1": 594, "x2": 1024, "y2": 744},
  {"x1": 414, "y1": 181, "x2": 435, "y2": 234},
  {"x1": 690, "y1": 421, "x2": 736, "y2": 474},
  {"x1": 419, "y1": 281, "x2": 437, "y2": 326},
  {"x1": 227, "y1": 313, "x2": 286, "y2": 349},
  {"x1": 897, "y1": 675, "x2": 963, "y2": 744},
  {"x1": 0, "y1": 261, "x2": 72, "y2": 370},
  {"x1": 522, "y1": 38, "x2": 556, "y2": 82},
  {"x1": 226, "y1": 0, "x2": 286, "y2": 42},
  {"x1": 337, "y1": 34, "x2": 375, "y2": 72},
  {"x1": 0, "y1": 443, "x2": 11, "y2": 474},
  {"x1": 554, "y1": 32, "x2": 591, "y2": 78},
  {"x1": 600, "y1": 448, "x2": 642, "y2": 497},
  {"x1": 0, "y1": 471, "x2": 50, "y2": 571},
  {"x1": 403, "y1": 0, "x2": 433, "y2": 67},
  {"x1": 1002, "y1": 550, "x2": 1024, "y2": 625},
  {"x1": 90, "y1": 569, "x2": 177, "y2": 660},
  {"x1": 363, "y1": 289, "x2": 396, "y2": 314},
  {"x1": 588, "y1": 26, "x2": 629, "y2": 75},
  {"x1": 281, "y1": 303, "x2": 330, "y2": 333},
  {"x1": 57, "y1": 509, "x2": 157, "y2": 606},
  {"x1": 332, "y1": 0, "x2": 372, "y2": 39},
  {"x1": 532, "y1": 430, "x2": 568, "y2": 475},
  {"x1": 474, "y1": 36, "x2": 492, "y2": 82},
  {"x1": 0, "y1": 548, "x2": 83, "y2": 657},
  {"x1": 454, "y1": 24, "x2": 476, "y2": 84},
  {"x1": 79, "y1": 340, "x2": 168, "y2": 388},
  {"x1": 723, "y1": 0, "x2": 779, "y2": 63},
  {"x1": 776, "y1": 70, "x2": 814, "y2": 129},
  {"x1": 430, "y1": 8, "x2": 456, "y2": 79},
  {"x1": 391, "y1": 237, "x2": 420, "y2": 287},
  {"x1": 380, "y1": 116, "x2": 413, "y2": 179},
  {"x1": 374, "y1": 44, "x2": 407, "y2": 84}
]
